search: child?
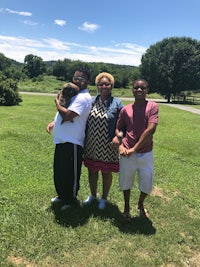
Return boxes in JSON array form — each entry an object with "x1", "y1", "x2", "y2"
[
  {"x1": 58, "y1": 82, "x2": 80, "y2": 108},
  {"x1": 57, "y1": 82, "x2": 80, "y2": 123}
]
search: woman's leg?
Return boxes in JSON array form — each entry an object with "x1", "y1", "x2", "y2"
[
  {"x1": 88, "y1": 169, "x2": 98, "y2": 197},
  {"x1": 101, "y1": 172, "x2": 113, "y2": 200}
]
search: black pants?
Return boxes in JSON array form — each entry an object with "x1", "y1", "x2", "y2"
[{"x1": 53, "y1": 142, "x2": 83, "y2": 205}]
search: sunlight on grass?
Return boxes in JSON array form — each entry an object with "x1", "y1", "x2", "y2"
[{"x1": 0, "y1": 95, "x2": 200, "y2": 266}]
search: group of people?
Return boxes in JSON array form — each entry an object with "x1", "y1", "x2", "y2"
[{"x1": 47, "y1": 68, "x2": 159, "y2": 219}]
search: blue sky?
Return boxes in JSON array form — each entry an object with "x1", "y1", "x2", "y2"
[{"x1": 0, "y1": 0, "x2": 200, "y2": 66}]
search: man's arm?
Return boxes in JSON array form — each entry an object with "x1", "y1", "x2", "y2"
[
  {"x1": 55, "y1": 97, "x2": 78, "y2": 121},
  {"x1": 126, "y1": 122, "x2": 157, "y2": 155},
  {"x1": 46, "y1": 120, "x2": 55, "y2": 134}
]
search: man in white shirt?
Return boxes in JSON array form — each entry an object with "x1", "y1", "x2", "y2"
[{"x1": 47, "y1": 68, "x2": 92, "y2": 211}]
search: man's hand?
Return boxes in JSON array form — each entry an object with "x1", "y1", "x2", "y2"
[
  {"x1": 119, "y1": 144, "x2": 128, "y2": 156},
  {"x1": 47, "y1": 121, "x2": 55, "y2": 134},
  {"x1": 119, "y1": 145, "x2": 135, "y2": 157},
  {"x1": 111, "y1": 136, "x2": 121, "y2": 147}
]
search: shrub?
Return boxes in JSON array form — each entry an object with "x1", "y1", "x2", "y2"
[{"x1": 0, "y1": 73, "x2": 22, "y2": 106}]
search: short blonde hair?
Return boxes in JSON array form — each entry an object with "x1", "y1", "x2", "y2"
[{"x1": 95, "y1": 72, "x2": 115, "y2": 86}]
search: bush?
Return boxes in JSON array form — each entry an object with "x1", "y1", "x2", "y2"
[{"x1": 0, "y1": 73, "x2": 22, "y2": 106}]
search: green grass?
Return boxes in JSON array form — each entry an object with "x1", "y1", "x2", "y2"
[
  {"x1": 0, "y1": 95, "x2": 200, "y2": 267},
  {"x1": 18, "y1": 75, "x2": 200, "y2": 103},
  {"x1": 18, "y1": 75, "x2": 65, "y2": 93},
  {"x1": 18, "y1": 76, "x2": 164, "y2": 99}
]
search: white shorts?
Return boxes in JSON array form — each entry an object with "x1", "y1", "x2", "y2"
[{"x1": 119, "y1": 151, "x2": 154, "y2": 194}]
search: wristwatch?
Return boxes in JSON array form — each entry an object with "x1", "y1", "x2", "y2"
[{"x1": 116, "y1": 134, "x2": 122, "y2": 141}]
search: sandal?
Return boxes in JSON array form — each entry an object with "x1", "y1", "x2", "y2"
[{"x1": 138, "y1": 207, "x2": 149, "y2": 218}]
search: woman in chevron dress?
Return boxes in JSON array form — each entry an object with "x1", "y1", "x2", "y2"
[{"x1": 83, "y1": 72, "x2": 123, "y2": 209}]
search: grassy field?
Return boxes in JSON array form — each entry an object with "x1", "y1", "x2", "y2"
[
  {"x1": 17, "y1": 75, "x2": 165, "y2": 99},
  {"x1": 18, "y1": 75, "x2": 200, "y2": 103},
  {"x1": 0, "y1": 94, "x2": 200, "y2": 267}
]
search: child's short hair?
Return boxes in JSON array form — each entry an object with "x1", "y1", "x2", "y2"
[{"x1": 58, "y1": 82, "x2": 80, "y2": 108}]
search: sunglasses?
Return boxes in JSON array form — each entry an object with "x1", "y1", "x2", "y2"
[
  {"x1": 98, "y1": 83, "x2": 111, "y2": 87},
  {"x1": 133, "y1": 86, "x2": 147, "y2": 90},
  {"x1": 73, "y1": 76, "x2": 87, "y2": 82}
]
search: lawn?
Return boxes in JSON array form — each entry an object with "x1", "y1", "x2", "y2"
[
  {"x1": 0, "y1": 94, "x2": 200, "y2": 267},
  {"x1": 18, "y1": 75, "x2": 164, "y2": 100}
]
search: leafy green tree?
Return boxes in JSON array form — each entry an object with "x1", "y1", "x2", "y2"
[
  {"x1": 0, "y1": 53, "x2": 12, "y2": 71},
  {"x1": 0, "y1": 72, "x2": 22, "y2": 106},
  {"x1": 4, "y1": 67, "x2": 26, "y2": 81},
  {"x1": 52, "y1": 60, "x2": 67, "y2": 80},
  {"x1": 0, "y1": 53, "x2": 24, "y2": 80},
  {"x1": 23, "y1": 54, "x2": 46, "y2": 78},
  {"x1": 52, "y1": 59, "x2": 91, "y2": 81},
  {"x1": 140, "y1": 37, "x2": 200, "y2": 102},
  {"x1": 51, "y1": 57, "x2": 139, "y2": 88}
]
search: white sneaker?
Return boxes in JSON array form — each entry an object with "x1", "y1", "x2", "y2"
[
  {"x1": 60, "y1": 204, "x2": 71, "y2": 211},
  {"x1": 82, "y1": 195, "x2": 96, "y2": 205},
  {"x1": 51, "y1": 196, "x2": 61, "y2": 203},
  {"x1": 98, "y1": 199, "x2": 106, "y2": 210}
]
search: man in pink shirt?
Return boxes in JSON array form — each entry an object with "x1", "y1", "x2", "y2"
[{"x1": 113, "y1": 79, "x2": 159, "y2": 220}]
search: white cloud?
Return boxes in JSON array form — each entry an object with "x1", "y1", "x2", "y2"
[
  {"x1": 23, "y1": 20, "x2": 38, "y2": 26},
  {"x1": 54, "y1": 20, "x2": 66, "y2": 26},
  {"x1": 0, "y1": 35, "x2": 44, "y2": 48},
  {"x1": 4, "y1": 8, "x2": 32, "y2": 16},
  {"x1": 78, "y1": 22, "x2": 100, "y2": 33},
  {"x1": 0, "y1": 35, "x2": 146, "y2": 66},
  {"x1": 43, "y1": 38, "x2": 70, "y2": 50}
]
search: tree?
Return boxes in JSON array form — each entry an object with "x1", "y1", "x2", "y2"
[
  {"x1": 23, "y1": 54, "x2": 46, "y2": 78},
  {"x1": 0, "y1": 53, "x2": 12, "y2": 71},
  {"x1": 140, "y1": 37, "x2": 200, "y2": 102},
  {"x1": 0, "y1": 53, "x2": 24, "y2": 80},
  {"x1": 0, "y1": 72, "x2": 22, "y2": 106},
  {"x1": 52, "y1": 60, "x2": 67, "y2": 80}
]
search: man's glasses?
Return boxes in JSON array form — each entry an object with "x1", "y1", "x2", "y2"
[
  {"x1": 73, "y1": 76, "x2": 87, "y2": 82},
  {"x1": 133, "y1": 86, "x2": 146, "y2": 90},
  {"x1": 98, "y1": 83, "x2": 111, "y2": 87}
]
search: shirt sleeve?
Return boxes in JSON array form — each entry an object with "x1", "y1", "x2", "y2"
[
  {"x1": 148, "y1": 102, "x2": 159, "y2": 124},
  {"x1": 68, "y1": 93, "x2": 86, "y2": 115}
]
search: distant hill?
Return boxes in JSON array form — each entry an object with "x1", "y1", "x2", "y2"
[{"x1": 10, "y1": 58, "x2": 24, "y2": 69}]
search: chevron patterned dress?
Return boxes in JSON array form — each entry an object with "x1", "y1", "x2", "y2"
[{"x1": 84, "y1": 98, "x2": 119, "y2": 172}]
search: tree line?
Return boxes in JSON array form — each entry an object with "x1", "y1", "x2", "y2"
[{"x1": 1, "y1": 36, "x2": 200, "y2": 105}]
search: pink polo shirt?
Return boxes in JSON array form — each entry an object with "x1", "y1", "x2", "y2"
[{"x1": 116, "y1": 100, "x2": 159, "y2": 153}]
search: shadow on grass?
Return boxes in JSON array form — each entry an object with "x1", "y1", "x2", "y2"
[
  {"x1": 48, "y1": 200, "x2": 90, "y2": 228},
  {"x1": 114, "y1": 216, "x2": 156, "y2": 235},
  {"x1": 48, "y1": 200, "x2": 156, "y2": 235},
  {"x1": 92, "y1": 202, "x2": 156, "y2": 236}
]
